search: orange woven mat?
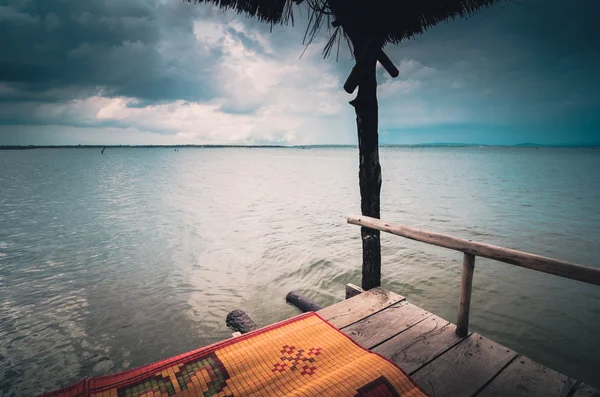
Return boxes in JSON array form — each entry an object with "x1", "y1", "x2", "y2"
[{"x1": 40, "y1": 312, "x2": 427, "y2": 396}]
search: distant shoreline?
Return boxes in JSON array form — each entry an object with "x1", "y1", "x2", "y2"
[{"x1": 0, "y1": 143, "x2": 598, "y2": 150}]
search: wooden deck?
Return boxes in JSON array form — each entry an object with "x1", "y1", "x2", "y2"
[{"x1": 317, "y1": 287, "x2": 599, "y2": 397}]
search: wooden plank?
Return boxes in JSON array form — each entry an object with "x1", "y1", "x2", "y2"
[
  {"x1": 571, "y1": 383, "x2": 600, "y2": 397},
  {"x1": 347, "y1": 214, "x2": 600, "y2": 286},
  {"x1": 345, "y1": 283, "x2": 364, "y2": 299},
  {"x1": 342, "y1": 301, "x2": 433, "y2": 348},
  {"x1": 477, "y1": 355, "x2": 575, "y2": 397},
  {"x1": 318, "y1": 287, "x2": 405, "y2": 329},
  {"x1": 456, "y1": 253, "x2": 475, "y2": 337},
  {"x1": 411, "y1": 333, "x2": 517, "y2": 397},
  {"x1": 372, "y1": 315, "x2": 468, "y2": 374}
]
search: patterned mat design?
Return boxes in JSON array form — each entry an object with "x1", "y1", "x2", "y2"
[{"x1": 39, "y1": 312, "x2": 427, "y2": 397}]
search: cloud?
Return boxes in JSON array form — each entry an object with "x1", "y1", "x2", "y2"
[
  {"x1": 0, "y1": 8, "x2": 355, "y2": 145},
  {"x1": 377, "y1": 59, "x2": 437, "y2": 99},
  {"x1": 0, "y1": 0, "x2": 214, "y2": 102},
  {"x1": 0, "y1": 0, "x2": 599, "y2": 145},
  {"x1": 0, "y1": 5, "x2": 40, "y2": 24},
  {"x1": 0, "y1": 0, "x2": 361, "y2": 145}
]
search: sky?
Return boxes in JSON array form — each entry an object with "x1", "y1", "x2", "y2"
[{"x1": 0, "y1": 0, "x2": 599, "y2": 146}]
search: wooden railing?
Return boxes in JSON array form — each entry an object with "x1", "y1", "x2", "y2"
[{"x1": 347, "y1": 214, "x2": 600, "y2": 337}]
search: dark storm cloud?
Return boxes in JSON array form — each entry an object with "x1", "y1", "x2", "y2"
[
  {"x1": 404, "y1": 0, "x2": 599, "y2": 97},
  {"x1": 0, "y1": 0, "x2": 221, "y2": 103},
  {"x1": 372, "y1": 0, "x2": 600, "y2": 143},
  {"x1": 0, "y1": 0, "x2": 599, "y2": 145}
]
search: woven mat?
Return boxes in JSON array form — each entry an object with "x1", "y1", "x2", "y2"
[{"x1": 40, "y1": 312, "x2": 427, "y2": 396}]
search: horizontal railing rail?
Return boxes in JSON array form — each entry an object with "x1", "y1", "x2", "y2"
[{"x1": 347, "y1": 214, "x2": 600, "y2": 336}]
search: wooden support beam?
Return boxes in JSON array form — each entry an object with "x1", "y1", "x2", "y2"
[
  {"x1": 377, "y1": 51, "x2": 399, "y2": 78},
  {"x1": 456, "y1": 253, "x2": 475, "y2": 337},
  {"x1": 225, "y1": 310, "x2": 258, "y2": 334},
  {"x1": 344, "y1": 42, "x2": 380, "y2": 94},
  {"x1": 346, "y1": 283, "x2": 364, "y2": 299},
  {"x1": 286, "y1": 291, "x2": 323, "y2": 312},
  {"x1": 344, "y1": 47, "x2": 399, "y2": 93}
]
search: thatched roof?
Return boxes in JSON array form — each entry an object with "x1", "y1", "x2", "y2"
[
  {"x1": 189, "y1": 0, "x2": 501, "y2": 52},
  {"x1": 189, "y1": 0, "x2": 502, "y2": 93}
]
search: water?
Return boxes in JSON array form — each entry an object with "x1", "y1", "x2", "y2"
[{"x1": 0, "y1": 147, "x2": 599, "y2": 395}]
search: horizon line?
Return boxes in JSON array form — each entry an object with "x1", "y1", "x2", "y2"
[{"x1": 1, "y1": 143, "x2": 600, "y2": 150}]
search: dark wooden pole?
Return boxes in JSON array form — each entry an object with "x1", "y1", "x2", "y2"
[
  {"x1": 323, "y1": 0, "x2": 383, "y2": 291},
  {"x1": 350, "y1": 40, "x2": 382, "y2": 291},
  {"x1": 456, "y1": 253, "x2": 475, "y2": 337}
]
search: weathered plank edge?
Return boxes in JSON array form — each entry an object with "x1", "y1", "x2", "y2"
[
  {"x1": 567, "y1": 382, "x2": 600, "y2": 397},
  {"x1": 346, "y1": 283, "x2": 364, "y2": 299},
  {"x1": 342, "y1": 301, "x2": 435, "y2": 349},
  {"x1": 407, "y1": 331, "x2": 474, "y2": 375},
  {"x1": 474, "y1": 354, "x2": 577, "y2": 397},
  {"x1": 318, "y1": 287, "x2": 405, "y2": 329},
  {"x1": 370, "y1": 313, "x2": 434, "y2": 350},
  {"x1": 411, "y1": 333, "x2": 519, "y2": 397},
  {"x1": 372, "y1": 316, "x2": 471, "y2": 375}
]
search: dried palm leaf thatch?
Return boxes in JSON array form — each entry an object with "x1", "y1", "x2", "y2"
[{"x1": 188, "y1": 0, "x2": 501, "y2": 57}]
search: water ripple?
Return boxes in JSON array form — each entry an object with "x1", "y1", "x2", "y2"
[{"x1": 0, "y1": 147, "x2": 599, "y2": 394}]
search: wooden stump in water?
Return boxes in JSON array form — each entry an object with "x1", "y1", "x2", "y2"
[
  {"x1": 286, "y1": 291, "x2": 323, "y2": 312},
  {"x1": 226, "y1": 310, "x2": 258, "y2": 334}
]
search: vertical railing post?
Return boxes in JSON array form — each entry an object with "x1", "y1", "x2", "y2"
[{"x1": 456, "y1": 253, "x2": 476, "y2": 337}]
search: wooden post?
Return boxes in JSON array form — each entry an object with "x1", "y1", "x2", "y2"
[
  {"x1": 349, "y1": 38, "x2": 382, "y2": 292},
  {"x1": 322, "y1": 0, "x2": 383, "y2": 291},
  {"x1": 344, "y1": 47, "x2": 399, "y2": 94},
  {"x1": 456, "y1": 253, "x2": 475, "y2": 337}
]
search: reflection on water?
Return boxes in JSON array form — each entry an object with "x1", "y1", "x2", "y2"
[{"x1": 0, "y1": 147, "x2": 599, "y2": 395}]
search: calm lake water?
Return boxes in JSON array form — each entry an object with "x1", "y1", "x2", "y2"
[{"x1": 1, "y1": 147, "x2": 599, "y2": 395}]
